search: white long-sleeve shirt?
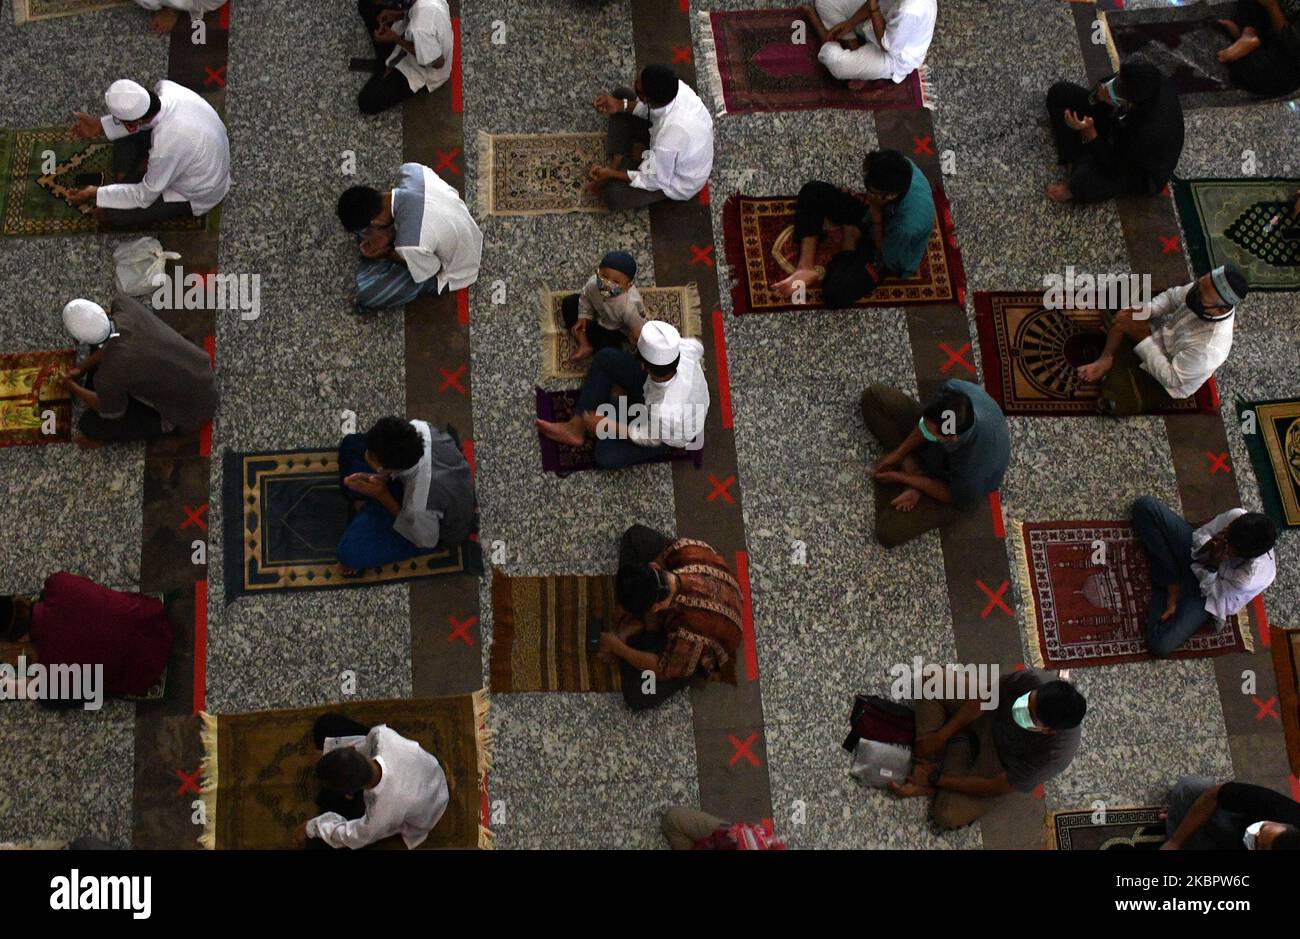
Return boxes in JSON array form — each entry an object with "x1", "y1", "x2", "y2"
[
  {"x1": 96, "y1": 79, "x2": 231, "y2": 215},
  {"x1": 815, "y1": 0, "x2": 937, "y2": 83},
  {"x1": 630, "y1": 339, "x2": 710, "y2": 449},
  {"x1": 305, "y1": 725, "x2": 450, "y2": 850},
  {"x1": 391, "y1": 162, "x2": 483, "y2": 292},
  {"x1": 628, "y1": 81, "x2": 714, "y2": 201},
  {"x1": 1191, "y1": 509, "x2": 1276, "y2": 621},
  {"x1": 388, "y1": 0, "x2": 455, "y2": 94},
  {"x1": 133, "y1": 0, "x2": 226, "y2": 19},
  {"x1": 1132, "y1": 282, "x2": 1234, "y2": 400}
]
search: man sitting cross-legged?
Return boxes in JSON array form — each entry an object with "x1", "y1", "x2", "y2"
[
  {"x1": 1216, "y1": 0, "x2": 1300, "y2": 99},
  {"x1": 801, "y1": 0, "x2": 937, "y2": 89},
  {"x1": 860, "y1": 380, "x2": 1010, "y2": 548}
]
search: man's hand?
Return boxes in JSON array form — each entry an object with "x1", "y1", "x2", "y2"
[
  {"x1": 593, "y1": 94, "x2": 625, "y2": 115},
  {"x1": 1064, "y1": 109, "x2": 1096, "y2": 141},
  {"x1": 890, "y1": 487, "x2": 921, "y2": 512},
  {"x1": 772, "y1": 268, "x2": 820, "y2": 298},
  {"x1": 827, "y1": 20, "x2": 854, "y2": 41},
  {"x1": 292, "y1": 822, "x2": 310, "y2": 849},
  {"x1": 596, "y1": 631, "x2": 625, "y2": 665},
  {"x1": 70, "y1": 111, "x2": 102, "y2": 140},
  {"x1": 912, "y1": 734, "x2": 944, "y2": 761},
  {"x1": 888, "y1": 780, "x2": 934, "y2": 799},
  {"x1": 66, "y1": 185, "x2": 98, "y2": 206},
  {"x1": 873, "y1": 450, "x2": 903, "y2": 475},
  {"x1": 373, "y1": 26, "x2": 401, "y2": 44},
  {"x1": 1160, "y1": 584, "x2": 1180, "y2": 622},
  {"x1": 343, "y1": 472, "x2": 387, "y2": 500},
  {"x1": 377, "y1": 8, "x2": 403, "y2": 26}
]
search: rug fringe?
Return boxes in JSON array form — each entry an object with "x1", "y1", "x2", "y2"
[
  {"x1": 1098, "y1": 10, "x2": 1121, "y2": 75},
  {"x1": 1238, "y1": 609, "x2": 1256, "y2": 654},
  {"x1": 681, "y1": 282, "x2": 703, "y2": 339},
  {"x1": 696, "y1": 10, "x2": 729, "y2": 117},
  {"x1": 198, "y1": 710, "x2": 219, "y2": 850},
  {"x1": 1043, "y1": 810, "x2": 1058, "y2": 851},
  {"x1": 472, "y1": 689, "x2": 496, "y2": 850},
  {"x1": 918, "y1": 64, "x2": 936, "y2": 110},
  {"x1": 1008, "y1": 520, "x2": 1047, "y2": 670},
  {"x1": 474, "y1": 131, "x2": 494, "y2": 218}
]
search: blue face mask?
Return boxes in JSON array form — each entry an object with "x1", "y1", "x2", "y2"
[
  {"x1": 917, "y1": 416, "x2": 941, "y2": 443},
  {"x1": 1011, "y1": 692, "x2": 1037, "y2": 731}
]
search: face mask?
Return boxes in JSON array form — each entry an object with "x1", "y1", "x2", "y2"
[
  {"x1": 1243, "y1": 821, "x2": 1265, "y2": 850},
  {"x1": 1103, "y1": 79, "x2": 1123, "y2": 108},
  {"x1": 917, "y1": 416, "x2": 941, "y2": 443},
  {"x1": 597, "y1": 271, "x2": 624, "y2": 299},
  {"x1": 1011, "y1": 692, "x2": 1037, "y2": 731}
]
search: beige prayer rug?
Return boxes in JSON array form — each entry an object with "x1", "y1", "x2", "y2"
[
  {"x1": 13, "y1": 0, "x2": 131, "y2": 25},
  {"x1": 475, "y1": 131, "x2": 608, "y2": 217},
  {"x1": 538, "y1": 283, "x2": 703, "y2": 381}
]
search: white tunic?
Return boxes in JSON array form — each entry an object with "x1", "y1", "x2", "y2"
[
  {"x1": 1191, "y1": 509, "x2": 1277, "y2": 622},
  {"x1": 392, "y1": 162, "x2": 483, "y2": 292},
  {"x1": 96, "y1": 79, "x2": 231, "y2": 215},
  {"x1": 629, "y1": 81, "x2": 714, "y2": 201},
  {"x1": 631, "y1": 339, "x2": 710, "y2": 449},
  {"x1": 815, "y1": 0, "x2": 936, "y2": 83},
  {"x1": 305, "y1": 725, "x2": 450, "y2": 850},
  {"x1": 387, "y1": 0, "x2": 455, "y2": 94},
  {"x1": 133, "y1": 0, "x2": 226, "y2": 19},
  {"x1": 1132, "y1": 282, "x2": 1234, "y2": 400},
  {"x1": 393, "y1": 420, "x2": 441, "y2": 548}
]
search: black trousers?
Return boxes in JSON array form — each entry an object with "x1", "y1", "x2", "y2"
[
  {"x1": 102, "y1": 130, "x2": 196, "y2": 228},
  {"x1": 356, "y1": 0, "x2": 419, "y2": 115},
  {"x1": 1228, "y1": 0, "x2": 1300, "y2": 97},
  {"x1": 793, "y1": 180, "x2": 881, "y2": 307},
  {"x1": 561, "y1": 294, "x2": 625, "y2": 351},
  {"x1": 1045, "y1": 81, "x2": 1149, "y2": 203},
  {"x1": 601, "y1": 86, "x2": 666, "y2": 211},
  {"x1": 615, "y1": 525, "x2": 693, "y2": 711},
  {"x1": 76, "y1": 368, "x2": 166, "y2": 443}
]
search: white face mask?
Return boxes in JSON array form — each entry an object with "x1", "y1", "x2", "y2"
[{"x1": 1242, "y1": 821, "x2": 1265, "y2": 850}]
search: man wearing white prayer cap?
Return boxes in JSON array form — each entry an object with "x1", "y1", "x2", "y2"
[
  {"x1": 537, "y1": 319, "x2": 710, "y2": 469},
  {"x1": 132, "y1": 0, "x2": 227, "y2": 35},
  {"x1": 66, "y1": 75, "x2": 231, "y2": 228},
  {"x1": 58, "y1": 295, "x2": 217, "y2": 448}
]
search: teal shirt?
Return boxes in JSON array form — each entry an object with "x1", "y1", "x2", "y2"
[{"x1": 877, "y1": 161, "x2": 934, "y2": 277}]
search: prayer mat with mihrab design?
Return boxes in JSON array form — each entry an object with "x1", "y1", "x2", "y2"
[
  {"x1": 12, "y1": 0, "x2": 131, "y2": 25},
  {"x1": 538, "y1": 283, "x2": 702, "y2": 382},
  {"x1": 1046, "y1": 806, "x2": 1166, "y2": 851},
  {"x1": 199, "y1": 693, "x2": 493, "y2": 850},
  {"x1": 722, "y1": 189, "x2": 965, "y2": 314},
  {"x1": 220, "y1": 448, "x2": 481, "y2": 604},
  {"x1": 0, "y1": 349, "x2": 74, "y2": 447},
  {"x1": 534, "y1": 387, "x2": 704, "y2": 476},
  {"x1": 0, "y1": 128, "x2": 206, "y2": 237},
  {"x1": 1012, "y1": 520, "x2": 1250, "y2": 670},
  {"x1": 1238, "y1": 396, "x2": 1300, "y2": 529},
  {"x1": 697, "y1": 8, "x2": 927, "y2": 116},
  {"x1": 973, "y1": 292, "x2": 1212, "y2": 416},
  {"x1": 1174, "y1": 177, "x2": 1300, "y2": 292},
  {"x1": 475, "y1": 131, "x2": 607, "y2": 217},
  {"x1": 488, "y1": 569, "x2": 623, "y2": 693}
]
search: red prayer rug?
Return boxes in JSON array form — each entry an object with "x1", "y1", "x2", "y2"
[
  {"x1": 723, "y1": 189, "x2": 965, "y2": 314},
  {"x1": 1013, "y1": 520, "x2": 1251, "y2": 669},
  {"x1": 0, "y1": 349, "x2": 74, "y2": 447},
  {"x1": 698, "y1": 8, "x2": 928, "y2": 115}
]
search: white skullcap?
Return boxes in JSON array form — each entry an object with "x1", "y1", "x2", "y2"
[
  {"x1": 105, "y1": 79, "x2": 151, "y2": 122},
  {"x1": 62, "y1": 299, "x2": 111, "y2": 345},
  {"x1": 637, "y1": 320, "x2": 681, "y2": 366}
]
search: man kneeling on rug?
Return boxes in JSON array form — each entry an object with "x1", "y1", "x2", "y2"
[
  {"x1": 296, "y1": 713, "x2": 450, "y2": 850},
  {"x1": 1130, "y1": 497, "x2": 1277, "y2": 658},
  {"x1": 890, "y1": 669, "x2": 1086, "y2": 830},
  {"x1": 773, "y1": 149, "x2": 934, "y2": 308},
  {"x1": 595, "y1": 525, "x2": 743, "y2": 711},
  {"x1": 1076, "y1": 264, "x2": 1246, "y2": 416},
  {"x1": 536, "y1": 321, "x2": 709, "y2": 469},
  {"x1": 801, "y1": 0, "x2": 937, "y2": 88},
  {"x1": 336, "y1": 416, "x2": 475, "y2": 574},
  {"x1": 1161, "y1": 776, "x2": 1300, "y2": 850},
  {"x1": 861, "y1": 379, "x2": 1010, "y2": 548}
]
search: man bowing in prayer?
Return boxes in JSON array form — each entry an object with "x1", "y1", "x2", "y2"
[
  {"x1": 66, "y1": 78, "x2": 231, "y2": 228},
  {"x1": 802, "y1": 0, "x2": 937, "y2": 89},
  {"x1": 355, "y1": 0, "x2": 455, "y2": 116},
  {"x1": 588, "y1": 64, "x2": 714, "y2": 211},
  {"x1": 132, "y1": 0, "x2": 227, "y2": 34},
  {"x1": 336, "y1": 163, "x2": 483, "y2": 316}
]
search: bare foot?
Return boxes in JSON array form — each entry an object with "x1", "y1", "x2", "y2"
[
  {"x1": 150, "y1": 9, "x2": 180, "y2": 33},
  {"x1": 1217, "y1": 18, "x2": 1241, "y2": 40},
  {"x1": 1218, "y1": 33, "x2": 1261, "y2": 63},
  {"x1": 536, "y1": 417, "x2": 586, "y2": 448},
  {"x1": 73, "y1": 433, "x2": 104, "y2": 450},
  {"x1": 891, "y1": 487, "x2": 921, "y2": 512},
  {"x1": 1076, "y1": 355, "x2": 1112, "y2": 383},
  {"x1": 571, "y1": 343, "x2": 594, "y2": 362},
  {"x1": 1047, "y1": 182, "x2": 1073, "y2": 203}
]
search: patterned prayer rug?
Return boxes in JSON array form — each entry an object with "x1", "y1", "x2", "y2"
[
  {"x1": 1174, "y1": 177, "x2": 1300, "y2": 292},
  {"x1": 221, "y1": 448, "x2": 482, "y2": 604},
  {"x1": 1012, "y1": 520, "x2": 1251, "y2": 669},
  {"x1": 475, "y1": 131, "x2": 607, "y2": 217},
  {"x1": 697, "y1": 8, "x2": 927, "y2": 116},
  {"x1": 538, "y1": 283, "x2": 703, "y2": 381},
  {"x1": 1238, "y1": 397, "x2": 1300, "y2": 529},
  {"x1": 534, "y1": 387, "x2": 704, "y2": 475},
  {"x1": 0, "y1": 349, "x2": 74, "y2": 447},
  {"x1": 1047, "y1": 806, "x2": 1166, "y2": 850},
  {"x1": 974, "y1": 292, "x2": 1212, "y2": 416},
  {"x1": 722, "y1": 189, "x2": 965, "y2": 314},
  {"x1": 12, "y1": 0, "x2": 131, "y2": 25},
  {"x1": 1100, "y1": 1, "x2": 1291, "y2": 108},
  {"x1": 199, "y1": 693, "x2": 493, "y2": 849},
  {"x1": 488, "y1": 569, "x2": 623, "y2": 693},
  {"x1": 0, "y1": 128, "x2": 208, "y2": 236}
]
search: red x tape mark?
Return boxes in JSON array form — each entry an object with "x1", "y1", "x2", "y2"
[
  {"x1": 1159, "y1": 235, "x2": 1180, "y2": 254},
  {"x1": 434, "y1": 148, "x2": 462, "y2": 177},
  {"x1": 677, "y1": 0, "x2": 689, "y2": 10},
  {"x1": 977, "y1": 579, "x2": 1011, "y2": 618},
  {"x1": 939, "y1": 341, "x2": 975, "y2": 374},
  {"x1": 1206, "y1": 451, "x2": 1231, "y2": 475},
  {"x1": 913, "y1": 135, "x2": 934, "y2": 156},
  {"x1": 203, "y1": 65, "x2": 226, "y2": 88},
  {"x1": 439, "y1": 365, "x2": 467, "y2": 394},
  {"x1": 707, "y1": 474, "x2": 736, "y2": 503},
  {"x1": 448, "y1": 615, "x2": 477, "y2": 646},
  {"x1": 728, "y1": 732, "x2": 761, "y2": 767},
  {"x1": 673, "y1": 46, "x2": 692, "y2": 64},
  {"x1": 175, "y1": 767, "x2": 202, "y2": 796},
  {"x1": 689, "y1": 244, "x2": 714, "y2": 268},
  {"x1": 181, "y1": 503, "x2": 209, "y2": 531},
  {"x1": 1253, "y1": 696, "x2": 1279, "y2": 721}
]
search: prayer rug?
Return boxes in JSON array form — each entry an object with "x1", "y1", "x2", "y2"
[
  {"x1": 974, "y1": 292, "x2": 1213, "y2": 416},
  {"x1": 0, "y1": 128, "x2": 208, "y2": 236},
  {"x1": 12, "y1": 0, "x2": 131, "y2": 25},
  {"x1": 1046, "y1": 806, "x2": 1166, "y2": 850},
  {"x1": 1011, "y1": 519, "x2": 1251, "y2": 669},
  {"x1": 697, "y1": 8, "x2": 928, "y2": 116},
  {"x1": 0, "y1": 349, "x2": 74, "y2": 447},
  {"x1": 475, "y1": 131, "x2": 607, "y2": 217},
  {"x1": 1237, "y1": 396, "x2": 1300, "y2": 529},
  {"x1": 1173, "y1": 177, "x2": 1300, "y2": 293},
  {"x1": 534, "y1": 387, "x2": 704, "y2": 475},
  {"x1": 538, "y1": 283, "x2": 703, "y2": 381},
  {"x1": 1100, "y1": 1, "x2": 1295, "y2": 108},
  {"x1": 488, "y1": 569, "x2": 623, "y2": 693},
  {"x1": 199, "y1": 692, "x2": 493, "y2": 849},
  {"x1": 722, "y1": 189, "x2": 965, "y2": 314},
  {"x1": 221, "y1": 448, "x2": 482, "y2": 604}
]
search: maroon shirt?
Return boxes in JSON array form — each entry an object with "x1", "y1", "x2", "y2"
[{"x1": 29, "y1": 572, "x2": 173, "y2": 697}]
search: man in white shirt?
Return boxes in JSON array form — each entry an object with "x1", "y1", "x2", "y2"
[
  {"x1": 537, "y1": 321, "x2": 710, "y2": 469},
  {"x1": 588, "y1": 64, "x2": 714, "y2": 211},
  {"x1": 1131, "y1": 496, "x2": 1278, "y2": 657},
  {"x1": 299, "y1": 714, "x2": 450, "y2": 850},
  {"x1": 66, "y1": 78, "x2": 231, "y2": 228},
  {"x1": 336, "y1": 162, "x2": 482, "y2": 315},
  {"x1": 1077, "y1": 264, "x2": 1246, "y2": 416},
  {"x1": 356, "y1": 0, "x2": 454, "y2": 116},
  {"x1": 805, "y1": 0, "x2": 937, "y2": 87},
  {"x1": 133, "y1": 0, "x2": 225, "y2": 34}
]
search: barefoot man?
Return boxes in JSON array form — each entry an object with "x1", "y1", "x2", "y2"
[
  {"x1": 133, "y1": 0, "x2": 226, "y2": 35},
  {"x1": 801, "y1": 0, "x2": 936, "y2": 90}
]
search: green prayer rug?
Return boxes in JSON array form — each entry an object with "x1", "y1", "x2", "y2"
[
  {"x1": 1238, "y1": 396, "x2": 1300, "y2": 529},
  {"x1": 1174, "y1": 177, "x2": 1300, "y2": 292}
]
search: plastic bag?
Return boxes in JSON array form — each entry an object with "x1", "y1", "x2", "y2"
[{"x1": 113, "y1": 237, "x2": 181, "y2": 297}]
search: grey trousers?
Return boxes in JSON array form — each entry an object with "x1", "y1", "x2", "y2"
[
  {"x1": 601, "y1": 86, "x2": 669, "y2": 211},
  {"x1": 1165, "y1": 776, "x2": 1245, "y2": 850}
]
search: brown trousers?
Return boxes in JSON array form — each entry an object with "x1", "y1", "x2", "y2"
[
  {"x1": 916, "y1": 697, "x2": 1005, "y2": 830},
  {"x1": 1099, "y1": 315, "x2": 1181, "y2": 417}
]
